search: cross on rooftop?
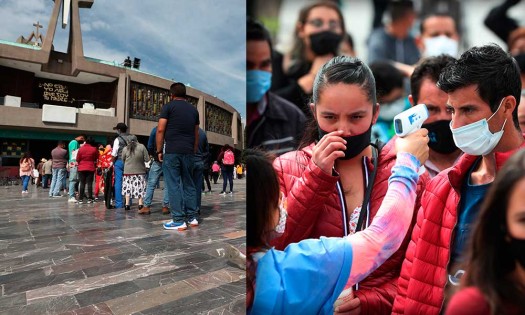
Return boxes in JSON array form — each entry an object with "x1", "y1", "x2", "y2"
[{"x1": 33, "y1": 21, "x2": 42, "y2": 39}]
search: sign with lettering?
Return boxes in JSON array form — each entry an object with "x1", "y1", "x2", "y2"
[
  {"x1": 39, "y1": 82, "x2": 69, "y2": 103},
  {"x1": 34, "y1": 79, "x2": 74, "y2": 106}
]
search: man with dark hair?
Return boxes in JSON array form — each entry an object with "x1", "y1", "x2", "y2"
[
  {"x1": 170, "y1": 82, "x2": 186, "y2": 97},
  {"x1": 246, "y1": 17, "x2": 306, "y2": 155},
  {"x1": 67, "y1": 134, "x2": 86, "y2": 202},
  {"x1": 193, "y1": 127, "x2": 209, "y2": 214},
  {"x1": 393, "y1": 44, "x2": 525, "y2": 314},
  {"x1": 417, "y1": 13, "x2": 460, "y2": 58},
  {"x1": 368, "y1": 0, "x2": 420, "y2": 65},
  {"x1": 409, "y1": 54, "x2": 461, "y2": 178},
  {"x1": 49, "y1": 140, "x2": 67, "y2": 198},
  {"x1": 111, "y1": 123, "x2": 134, "y2": 209},
  {"x1": 156, "y1": 82, "x2": 199, "y2": 231}
]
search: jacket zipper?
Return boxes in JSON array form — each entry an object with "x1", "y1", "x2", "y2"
[{"x1": 439, "y1": 176, "x2": 460, "y2": 313}]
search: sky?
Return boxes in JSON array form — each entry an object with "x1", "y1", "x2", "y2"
[{"x1": 0, "y1": 0, "x2": 247, "y2": 119}]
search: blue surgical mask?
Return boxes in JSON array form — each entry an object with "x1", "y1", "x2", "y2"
[{"x1": 247, "y1": 70, "x2": 271, "y2": 103}]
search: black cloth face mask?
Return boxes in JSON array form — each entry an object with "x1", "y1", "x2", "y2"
[
  {"x1": 509, "y1": 236, "x2": 525, "y2": 269},
  {"x1": 309, "y1": 31, "x2": 343, "y2": 56},
  {"x1": 422, "y1": 119, "x2": 458, "y2": 154},
  {"x1": 318, "y1": 125, "x2": 372, "y2": 160}
]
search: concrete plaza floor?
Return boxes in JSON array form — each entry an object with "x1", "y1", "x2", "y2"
[{"x1": 0, "y1": 178, "x2": 246, "y2": 314}]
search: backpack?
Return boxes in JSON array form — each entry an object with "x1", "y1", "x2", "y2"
[
  {"x1": 117, "y1": 134, "x2": 135, "y2": 160},
  {"x1": 223, "y1": 149, "x2": 234, "y2": 165}
]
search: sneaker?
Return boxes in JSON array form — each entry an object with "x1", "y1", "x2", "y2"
[
  {"x1": 188, "y1": 218, "x2": 199, "y2": 227},
  {"x1": 219, "y1": 191, "x2": 226, "y2": 195},
  {"x1": 52, "y1": 195, "x2": 62, "y2": 198},
  {"x1": 87, "y1": 199, "x2": 94, "y2": 204},
  {"x1": 227, "y1": 191, "x2": 233, "y2": 194},
  {"x1": 68, "y1": 197, "x2": 76, "y2": 203},
  {"x1": 163, "y1": 221, "x2": 187, "y2": 231},
  {"x1": 76, "y1": 199, "x2": 84, "y2": 204}
]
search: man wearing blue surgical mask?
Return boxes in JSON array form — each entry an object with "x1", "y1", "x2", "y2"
[
  {"x1": 409, "y1": 54, "x2": 462, "y2": 178},
  {"x1": 393, "y1": 44, "x2": 525, "y2": 314},
  {"x1": 246, "y1": 18, "x2": 306, "y2": 155}
]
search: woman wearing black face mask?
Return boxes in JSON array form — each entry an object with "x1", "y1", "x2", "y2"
[
  {"x1": 271, "y1": 1, "x2": 346, "y2": 117},
  {"x1": 446, "y1": 149, "x2": 525, "y2": 315},
  {"x1": 272, "y1": 55, "x2": 430, "y2": 314}
]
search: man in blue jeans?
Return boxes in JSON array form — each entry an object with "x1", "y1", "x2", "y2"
[
  {"x1": 157, "y1": 82, "x2": 199, "y2": 231},
  {"x1": 111, "y1": 122, "x2": 135, "y2": 209},
  {"x1": 67, "y1": 134, "x2": 85, "y2": 202},
  {"x1": 140, "y1": 126, "x2": 170, "y2": 215},
  {"x1": 193, "y1": 127, "x2": 210, "y2": 215}
]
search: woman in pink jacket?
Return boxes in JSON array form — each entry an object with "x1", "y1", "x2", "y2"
[{"x1": 19, "y1": 151, "x2": 35, "y2": 194}]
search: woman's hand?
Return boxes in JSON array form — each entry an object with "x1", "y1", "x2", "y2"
[
  {"x1": 311, "y1": 130, "x2": 346, "y2": 175},
  {"x1": 395, "y1": 128, "x2": 429, "y2": 165}
]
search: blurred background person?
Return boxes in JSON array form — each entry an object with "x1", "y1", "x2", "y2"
[
  {"x1": 367, "y1": 1, "x2": 419, "y2": 66},
  {"x1": 417, "y1": 13, "x2": 460, "y2": 58},
  {"x1": 270, "y1": 1, "x2": 346, "y2": 116},
  {"x1": 370, "y1": 61, "x2": 408, "y2": 143},
  {"x1": 42, "y1": 157, "x2": 52, "y2": 189},
  {"x1": 339, "y1": 32, "x2": 356, "y2": 57},
  {"x1": 35, "y1": 158, "x2": 45, "y2": 187}
]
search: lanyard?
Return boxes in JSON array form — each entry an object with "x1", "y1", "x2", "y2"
[{"x1": 336, "y1": 144, "x2": 379, "y2": 235}]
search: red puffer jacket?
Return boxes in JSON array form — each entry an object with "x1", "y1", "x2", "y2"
[
  {"x1": 76, "y1": 145, "x2": 99, "y2": 172},
  {"x1": 272, "y1": 140, "x2": 428, "y2": 314},
  {"x1": 392, "y1": 142, "x2": 525, "y2": 315}
]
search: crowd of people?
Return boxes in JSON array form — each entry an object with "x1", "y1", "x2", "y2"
[
  {"x1": 17, "y1": 82, "x2": 246, "y2": 234},
  {"x1": 247, "y1": 0, "x2": 525, "y2": 314}
]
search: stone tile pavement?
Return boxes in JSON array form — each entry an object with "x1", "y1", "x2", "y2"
[{"x1": 0, "y1": 179, "x2": 246, "y2": 314}]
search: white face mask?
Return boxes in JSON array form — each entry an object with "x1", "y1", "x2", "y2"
[
  {"x1": 379, "y1": 98, "x2": 407, "y2": 121},
  {"x1": 423, "y1": 35, "x2": 459, "y2": 57},
  {"x1": 450, "y1": 99, "x2": 507, "y2": 156},
  {"x1": 274, "y1": 204, "x2": 287, "y2": 234}
]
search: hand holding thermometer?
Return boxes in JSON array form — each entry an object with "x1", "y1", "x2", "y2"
[{"x1": 393, "y1": 104, "x2": 429, "y2": 174}]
